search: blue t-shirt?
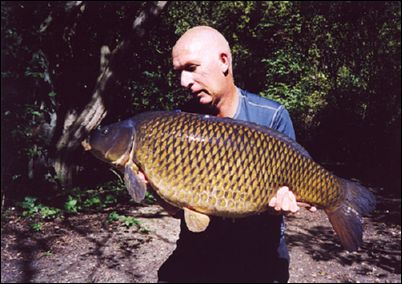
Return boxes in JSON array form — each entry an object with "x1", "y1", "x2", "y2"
[{"x1": 234, "y1": 88, "x2": 296, "y2": 140}]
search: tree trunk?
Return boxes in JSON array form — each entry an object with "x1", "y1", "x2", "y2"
[{"x1": 53, "y1": 1, "x2": 168, "y2": 188}]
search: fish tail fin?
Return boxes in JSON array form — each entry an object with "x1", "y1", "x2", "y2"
[{"x1": 325, "y1": 179, "x2": 376, "y2": 251}]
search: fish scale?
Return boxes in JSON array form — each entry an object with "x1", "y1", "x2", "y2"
[
  {"x1": 84, "y1": 110, "x2": 375, "y2": 251},
  {"x1": 133, "y1": 112, "x2": 342, "y2": 216}
]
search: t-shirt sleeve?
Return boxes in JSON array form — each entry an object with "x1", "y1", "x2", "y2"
[{"x1": 271, "y1": 107, "x2": 296, "y2": 141}]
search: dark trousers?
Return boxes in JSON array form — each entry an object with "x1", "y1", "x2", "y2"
[{"x1": 158, "y1": 213, "x2": 290, "y2": 283}]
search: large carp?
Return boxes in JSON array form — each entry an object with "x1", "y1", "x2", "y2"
[{"x1": 82, "y1": 111, "x2": 375, "y2": 251}]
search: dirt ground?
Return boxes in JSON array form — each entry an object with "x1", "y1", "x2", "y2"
[{"x1": 1, "y1": 190, "x2": 401, "y2": 283}]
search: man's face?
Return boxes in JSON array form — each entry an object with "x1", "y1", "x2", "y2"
[{"x1": 172, "y1": 40, "x2": 226, "y2": 105}]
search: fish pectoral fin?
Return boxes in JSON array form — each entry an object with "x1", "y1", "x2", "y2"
[
  {"x1": 184, "y1": 207, "x2": 210, "y2": 233},
  {"x1": 124, "y1": 164, "x2": 146, "y2": 203}
]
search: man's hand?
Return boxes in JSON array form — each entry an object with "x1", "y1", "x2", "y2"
[
  {"x1": 269, "y1": 186, "x2": 317, "y2": 213},
  {"x1": 137, "y1": 170, "x2": 148, "y2": 184}
]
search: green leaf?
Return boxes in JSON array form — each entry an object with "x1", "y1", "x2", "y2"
[
  {"x1": 108, "y1": 211, "x2": 121, "y2": 222},
  {"x1": 31, "y1": 222, "x2": 43, "y2": 232},
  {"x1": 64, "y1": 196, "x2": 79, "y2": 213}
]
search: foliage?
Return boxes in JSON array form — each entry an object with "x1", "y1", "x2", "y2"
[
  {"x1": 31, "y1": 222, "x2": 43, "y2": 232},
  {"x1": 16, "y1": 179, "x2": 149, "y2": 232},
  {"x1": 61, "y1": 180, "x2": 134, "y2": 213},
  {"x1": 20, "y1": 196, "x2": 61, "y2": 219},
  {"x1": 108, "y1": 211, "x2": 149, "y2": 233}
]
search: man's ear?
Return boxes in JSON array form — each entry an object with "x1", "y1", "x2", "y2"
[{"x1": 219, "y1": 53, "x2": 230, "y2": 76}]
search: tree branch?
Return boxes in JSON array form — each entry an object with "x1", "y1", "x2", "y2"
[{"x1": 54, "y1": 1, "x2": 169, "y2": 187}]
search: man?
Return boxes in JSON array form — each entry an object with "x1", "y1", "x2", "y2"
[{"x1": 154, "y1": 26, "x2": 315, "y2": 283}]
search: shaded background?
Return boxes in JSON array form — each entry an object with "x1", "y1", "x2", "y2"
[{"x1": 1, "y1": 1, "x2": 400, "y2": 208}]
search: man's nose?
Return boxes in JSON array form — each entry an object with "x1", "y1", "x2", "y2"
[{"x1": 180, "y1": 70, "x2": 193, "y2": 89}]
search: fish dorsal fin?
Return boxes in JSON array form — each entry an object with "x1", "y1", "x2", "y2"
[
  {"x1": 124, "y1": 162, "x2": 146, "y2": 203},
  {"x1": 184, "y1": 207, "x2": 210, "y2": 232}
]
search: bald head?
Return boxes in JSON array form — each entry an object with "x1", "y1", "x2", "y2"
[
  {"x1": 171, "y1": 26, "x2": 237, "y2": 115},
  {"x1": 174, "y1": 26, "x2": 231, "y2": 60}
]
